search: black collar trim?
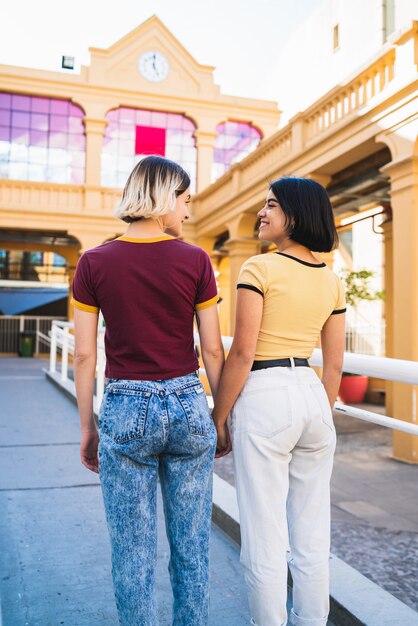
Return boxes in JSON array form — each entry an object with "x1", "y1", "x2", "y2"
[{"x1": 276, "y1": 252, "x2": 326, "y2": 268}]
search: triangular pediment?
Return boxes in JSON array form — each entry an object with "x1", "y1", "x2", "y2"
[{"x1": 88, "y1": 15, "x2": 218, "y2": 99}]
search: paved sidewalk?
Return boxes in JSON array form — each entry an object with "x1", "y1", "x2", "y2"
[{"x1": 0, "y1": 358, "x2": 250, "y2": 625}]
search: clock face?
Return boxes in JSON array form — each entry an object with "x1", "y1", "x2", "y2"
[{"x1": 138, "y1": 51, "x2": 170, "y2": 82}]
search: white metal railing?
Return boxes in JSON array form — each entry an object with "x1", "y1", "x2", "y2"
[
  {"x1": 49, "y1": 319, "x2": 106, "y2": 412},
  {"x1": 47, "y1": 321, "x2": 418, "y2": 436},
  {"x1": 194, "y1": 334, "x2": 418, "y2": 437}
]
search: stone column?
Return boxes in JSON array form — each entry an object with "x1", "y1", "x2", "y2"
[
  {"x1": 194, "y1": 130, "x2": 217, "y2": 192},
  {"x1": 381, "y1": 155, "x2": 418, "y2": 463},
  {"x1": 83, "y1": 118, "x2": 108, "y2": 186},
  {"x1": 83, "y1": 117, "x2": 108, "y2": 210}
]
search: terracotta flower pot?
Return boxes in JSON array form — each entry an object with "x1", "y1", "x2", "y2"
[{"x1": 338, "y1": 375, "x2": 368, "y2": 404}]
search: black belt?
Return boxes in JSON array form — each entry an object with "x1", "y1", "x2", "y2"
[{"x1": 251, "y1": 358, "x2": 310, "y2": 371}]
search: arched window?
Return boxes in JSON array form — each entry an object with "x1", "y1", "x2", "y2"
[
  {"x1": 213, "y1": 121, "x2": 262, "y2": 181},
  {"x1": 102, "y1": 108, "x2": 197, "y2": 192},
  {"x1": 0, "y1": 93, "x2": 85, "y2": 184}
]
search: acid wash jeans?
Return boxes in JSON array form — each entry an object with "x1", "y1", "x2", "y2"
[
  {"x1": 230, "y1": 365, "x2": 337, "y2": 626},
  {"x1": 98, "y1": 373, "x2": 216, "y2": 626}
]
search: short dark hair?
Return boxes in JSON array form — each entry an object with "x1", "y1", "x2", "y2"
[{"x1": 269, "y1": 177, "x2": 338, "y2": 252}]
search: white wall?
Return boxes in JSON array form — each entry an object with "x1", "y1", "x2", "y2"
[{"x1": 276, "y1": 0, "x2": 418, "y2": 124}]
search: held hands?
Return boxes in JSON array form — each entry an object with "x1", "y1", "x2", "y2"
[
  {"x1": 215, "y1": 423, "x2": 232, "y2": 458},
  {"x1": 80, "y1": 428, "x2": 99, "y2": 473}
]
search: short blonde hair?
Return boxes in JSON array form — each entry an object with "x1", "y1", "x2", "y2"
[{"x1": 115, "y1": 155, "x2": 191, "y2": 223}]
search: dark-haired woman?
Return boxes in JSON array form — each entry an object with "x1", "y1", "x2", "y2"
[
  {"x1": 212, "y1": 177, "x2": 346, "y2": 626},
  {"x1": 72, "y1": 156, "x2": 224, "y2": 625}
]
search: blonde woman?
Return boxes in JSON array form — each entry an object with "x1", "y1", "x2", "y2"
[
  {"x1": 213, "y1": 177, "x2": 346, "y2": 626},
  {"x1": 72, "y1": 156, "x2": 224, "y2": 626}
]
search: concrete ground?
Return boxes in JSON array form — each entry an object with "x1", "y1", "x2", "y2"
[
  {"x1": 0, "y1": 358, "x2": 251, "y2": 625},
  {"x1": 215, "y1": 403, "x2": 418, "y2": 612}
]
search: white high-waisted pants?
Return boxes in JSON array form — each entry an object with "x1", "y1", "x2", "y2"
[{"x1": 230, "y1": 365, "x2": 336, "y2": 626}]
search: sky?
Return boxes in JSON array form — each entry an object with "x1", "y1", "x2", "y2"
[{"x1": 0, "y1": 0, "x2": 323, "y2": 102}]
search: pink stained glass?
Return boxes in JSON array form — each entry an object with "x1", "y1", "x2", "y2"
[
  {"x1": 12, "y1": 111, "x2": 30, "y2": 129},
  {"x1": 68, "y1": 117, "x2": 84, "y2": 134},
  {"x1": 69, "y1": 103, "x2": 84, "y2": 117},
  {"x1": 106, "y1": 123, "x2": 119, "y2": 139},
  {"x1": 136, "y1": 110, "x2": 152, "y2": 126},
  {"x1": 50, "y1": 116, "x2": 68, "y2": 132},
  {"x1": 68, "y1": 133, "x2": 85, "y2": 150},
  {"x1": 0, "y1": 126, "x2": 10, "y2": 141},
  {"x1": 11, "y1": 127, "x2": 29, "y2": 144},
  {"x1": 106, "y1": 109, "x2": 118, "y2": 121},
  {"x1": 49, "y1": 132, "x2": 67, "y2": 149},
  {"x1": 119, "y1": 108, "x2": 135, "y2": 123},
  {"x1": 0, "y1": 93, "x2": 12, "y2": 109},
  {"x1": 167, "y1": 114, "x2": 184, "y2": 129},
  {"x1": 0, "y1": 110, "x2": 11, "y2": 126},
  {"x1": 102, "y1": 106, "x2": 196, "y2": 190},
  {"x1": 31, "y1": 97, "x2": 50, "y2": 113},
  {"x1": 151, "y1": 111, "x2": 167, "y2": 127},
  {"x1": 182, "y1": 117, "x2": 196, "y2": 131},
  {"x1": 119, "y1": 139, "x2": 134, "y2": 155},
  {"x1": 71, "y1": 168, "x2": 84, "y2": 184},
  {"x1": 50, "y1": 100, "x2": 69, "y2": 116},
  {"x1": 30, "y1": 130, "x2": 48, "y2": 147},
  {"x1": 31, "y1": 113, "x2": 49, "y2": 131},
  {"x1": 12, "y1": 95, "x2": 31, "y2": 111},
  {"x1": 71, "y1": 151, "x2": 85, "y2": 167}
]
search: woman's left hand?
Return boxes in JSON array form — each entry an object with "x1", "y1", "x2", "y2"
[
  {"x1": 215, "y1": 423, "x2": 232, "y2": 458},
  {"x1": 80, "y1": 428, "x2": 99, "y2": 473}
]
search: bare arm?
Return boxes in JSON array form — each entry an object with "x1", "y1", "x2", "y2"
[
  {"x1": 195, "y1": 304, "x2": 224, "y2": 400},
  {"x1": 212, "y1": 288, "x2": 263, "y2": 428},
  {"x1": 73, "y1": 308, "x2": 99, "y2": 472},
  {"x1": 320, "y1": 312, "x2": 345, "y2": 407}
]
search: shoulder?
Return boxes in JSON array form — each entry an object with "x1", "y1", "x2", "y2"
[
  {"x1": 80, "y1": 240, "x2": 117, "y2": 259},
  {"x1": 174, "y1": 239, "x2": 208, "y2": 255},
  {"x1": 241, "y1": 253, "x2": 269, "y2": 270}
]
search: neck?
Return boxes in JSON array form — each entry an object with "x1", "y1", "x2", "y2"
[
  {"x1": 124, "y1": 218, "x2": 168, "y2": 239},
  {"x1": 275, "y1": 240, "x2": 321, "y2": 263}
]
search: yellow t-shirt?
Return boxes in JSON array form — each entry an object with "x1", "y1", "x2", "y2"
[{"x1": 237, "y1": 252, "x2": 346, "y2": 360}]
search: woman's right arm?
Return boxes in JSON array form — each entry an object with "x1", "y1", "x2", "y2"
[
  {"x1": 195, "y1": 304, "x2": 225, "y2": 400},
  {"x1": 320, "y1": 312, "x2": 345, "y2": 407}
]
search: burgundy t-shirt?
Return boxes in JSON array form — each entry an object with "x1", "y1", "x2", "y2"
[{"x1": 71, "y1": 235, "x2": 218, "y2": 380}]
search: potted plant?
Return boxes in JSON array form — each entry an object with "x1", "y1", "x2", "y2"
[{"x1": 338, "y1": 269, "x2": 384, "y2": 404}]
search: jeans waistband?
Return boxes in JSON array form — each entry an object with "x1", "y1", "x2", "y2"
[
  {"x1": 105, "y1": 372, "x2": 200, "y2": 395},
  {"x1": 251, "y1": 358, "x2": 310, "y2": 371}
]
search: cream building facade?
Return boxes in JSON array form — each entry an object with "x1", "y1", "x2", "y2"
[
  {"x1": 0, "y1": 15, "x2": 279, "y2": 311},
  {"x1": 190, "y1": 20, "x2": 418, "y2": 464},
  {"x1": 0, "y1": 13, "x2": 417, "y2": 463}
]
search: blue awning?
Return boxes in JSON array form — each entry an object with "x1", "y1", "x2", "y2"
[{"x1": 0, "y1": 287, "x2": 68, "y2": 315}]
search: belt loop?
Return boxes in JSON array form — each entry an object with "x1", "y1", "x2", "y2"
[{"x1": 289, "y1": 357, "x2": 295, "y2": 369}]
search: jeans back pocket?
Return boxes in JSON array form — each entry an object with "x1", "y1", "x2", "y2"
[
  {"x1": 310, "y1": 384, "x2": 334, "y2": 431},
  {"x1": 238, "y1": 386, "x2": 293, "y2": 438},
  {"x1": 176, "y1": 384, "x2": 213, "y2": 436},
  {"x1": 100, "y1": 387, "x2": 151, "y2": 444}
]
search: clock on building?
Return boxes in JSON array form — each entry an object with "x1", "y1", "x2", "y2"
[{"x1": 138, "y1": 51, "x2": 170, "y2": 82}]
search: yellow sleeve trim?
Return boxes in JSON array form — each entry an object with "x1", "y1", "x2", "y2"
[
  {"x1": 195, "y1": 294, "x2": 219, "y2": 310},
  {"x1": 71, "y1": 297, "x2": 99, "y2": 313}
]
